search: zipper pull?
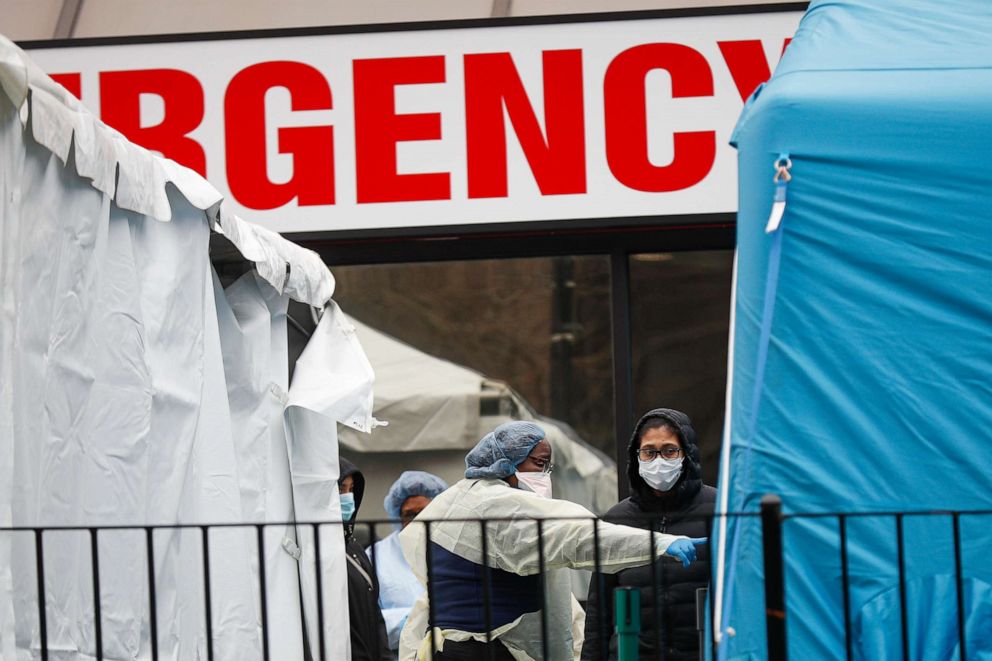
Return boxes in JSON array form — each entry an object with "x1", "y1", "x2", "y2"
[{"x1": 765, "y1": 153, "x2": 792, "y2": 233}]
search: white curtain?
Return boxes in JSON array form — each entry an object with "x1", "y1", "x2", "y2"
[{"x1": 0, "y1": 35, "x2": 372, "y2": 660}]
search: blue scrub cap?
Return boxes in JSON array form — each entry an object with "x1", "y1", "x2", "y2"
[
  {"x1": 464, "y1": 421, "x2": 546, "y2": 480},
  {"x1": 383, "y1": 470, "x2": 449, "y2": 520}
]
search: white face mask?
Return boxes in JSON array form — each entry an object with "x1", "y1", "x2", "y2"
[
  {"x1": 638, "y1": 457, "x2": 683, "y2": 492},
  {"x1": 516, "y1": 471, "x2": 553, "y2": 499}
]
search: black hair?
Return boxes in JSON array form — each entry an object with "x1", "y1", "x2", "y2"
[{"x1": 637, "y1": 417, "x2": 681, "y2": 447}]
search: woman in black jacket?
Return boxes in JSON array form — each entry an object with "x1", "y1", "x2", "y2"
[
  {"x1": 339, "y1": 459, "x2": 392, "y2": 661},
  {"x1": 581, "y1": 409, "x2": 715, "y2": 661}
]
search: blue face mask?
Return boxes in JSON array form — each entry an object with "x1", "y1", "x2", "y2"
[{"x1": 339, "y1": 492, "x2": 355, "y2": 521}]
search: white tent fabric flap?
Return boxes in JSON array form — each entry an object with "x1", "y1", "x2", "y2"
[
  {"x1": 288, "y1": 303, "x2": 378, "y2": 434},
  {"x1": 283, "y1": 307, "x2": 386, "y2": 661},
  {"x1": 338, "y1": 316, "x2": 482, "y2": 452},
  {"x1": 0, "y1": 33, "x2": 374, "y2": 660},
  {"x1": 0, "y1": 34, "x2": 335, "y2": 309},
  {"x1": 2, "y1": 126, "x2": 259, "y2": 658},
  {"x1": 215, "y1": 270, "x2": 305, "y2": 660}
]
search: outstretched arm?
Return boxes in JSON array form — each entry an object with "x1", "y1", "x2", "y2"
[{"x1": 481, "y1": 490, "x2": 690, "y2": 575}]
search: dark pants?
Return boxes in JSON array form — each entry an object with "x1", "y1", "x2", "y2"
[{"x1": 431, "y1": 638, "x2": 516, "y2": 661}]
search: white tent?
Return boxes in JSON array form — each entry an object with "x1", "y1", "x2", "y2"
[
  {"x1": 0, "y1": 35, "x2": 372, "y2": 660},
  {"x1": 338, "y1": 316, "x2": 618, "y2": 524}
]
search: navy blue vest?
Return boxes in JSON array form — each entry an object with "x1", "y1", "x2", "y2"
[{"x1": 429, "y1": 543, "x2": 541, "y2": 632}]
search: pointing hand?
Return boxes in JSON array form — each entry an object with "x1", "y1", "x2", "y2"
[{"x1": 665, "y1": 537, "x2": 707, "y2": 567}]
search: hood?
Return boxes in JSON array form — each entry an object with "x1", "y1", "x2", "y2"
[
  {"x1": 626, "y1": 408, "x2": 702, "y2": 508},
  {"x1": 339, "y1": 458, "x2": 366, "y2": 532}
]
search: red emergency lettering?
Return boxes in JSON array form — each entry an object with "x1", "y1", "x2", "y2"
[
  {"x1": 51, "y1": 73, "x2": 81, "y2": 100},
  {"x1": 464, "y1": 50, "x2": 586, "y2": 198},
  {"x1": 100, "y1": 69, "x2": 206, "y2": 176},
  {"x1": 224, "y1": 61, "x2": 335, "y2": 209},
  {"x1": 718, "y1": 39, "x2": 794, "y2": 102},
  {"x1": 718, "y1": 41, "x2": 771, "y2": 102},
  {"x1": 353, "y1": 56, "x2": 450, "y2": 203},
  {"x1": 604, "y1": 44, "x2": 715, "y2": 193}
]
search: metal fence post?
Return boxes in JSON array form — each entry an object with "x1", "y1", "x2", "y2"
[
  {"x1": 696, "y1": 587, "x2": 708, "y2": 661},
  {"x1": 615, "y1": 586, "x2": 640, "y2": 661},
  {"x1": 761, "y1": 495, "x2": 787, "y2": 661}
]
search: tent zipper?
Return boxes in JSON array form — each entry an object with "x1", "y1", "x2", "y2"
[{"x1": 766, "y1": 153, "x2": 792, "y2": 233}]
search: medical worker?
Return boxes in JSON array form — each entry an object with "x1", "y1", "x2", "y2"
[
  {"x1": 340, "y1": 459, "x2": 392, "y2": 661},
  {"x1": 398, "y1": 421, "x2": 705, "y2": 661},
  {"x1": 582, "y1": 409, "x2": 715, "y2": 661},
  {"x1": 369, "y1": 471, "x2": 450, "y2": 657}
]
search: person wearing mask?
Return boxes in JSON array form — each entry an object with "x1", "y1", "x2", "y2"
[
  {"x1": 581, "y1": 409, "x2": 715, "y2": 661},
  {"x1": 398, "y1": 421, "x2": 705, "y2": 661},
  {"x1": 368, "y1": 471, "x2": 450, "y2": 657},
  {"x1": 339, "y1": 458, "x2": 392, "y2": 661}
]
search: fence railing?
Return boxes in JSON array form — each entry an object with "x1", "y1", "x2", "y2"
[
  {"x1": 3, "y1": 501, "x2": 988, "y2": 660},
  {"x1": 761, "y1": 499, "x2": 991, "y2": 661}
]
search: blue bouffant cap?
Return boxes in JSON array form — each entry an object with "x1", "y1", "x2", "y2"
[
  {"x1": 383, "y1": 471, "x2": 449, "y2": 520},
  {"x1": 464, "y1": 421, "x2": 546, "y2": 480}
]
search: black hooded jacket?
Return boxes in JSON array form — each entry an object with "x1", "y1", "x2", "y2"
[
  {"x1": 340, "y1": 458, "x2": 392, "y2": 661},
  {"x1": 581, "y1": 409, "x2": 715, "y2": 661}
]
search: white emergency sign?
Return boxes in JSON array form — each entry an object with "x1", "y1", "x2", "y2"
[{"x1": 25, "y1": 10, "x2": 803, "y2": 234}]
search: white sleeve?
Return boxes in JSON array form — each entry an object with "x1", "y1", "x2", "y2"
[
  {"x1": 570, "y1": 593, "x2": 586, "y2": 660},
  {"x1": 484, "y1": 491, "x2": 686, "y2": 575},
  {"x1": 398, "y1": 592, "x2": 429, "y2": 661}
]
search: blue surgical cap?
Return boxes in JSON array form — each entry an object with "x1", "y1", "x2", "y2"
[
  {"x1": 383, "y1": 471, "x2": 449, "y2": 521},
  {"x1": 465, "y1": 421, "x2": 546, "y2": 479}
]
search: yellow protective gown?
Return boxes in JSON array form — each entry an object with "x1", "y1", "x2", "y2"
[{"x1": 398, "y1": 478, "x2": 687, "y2": 660}]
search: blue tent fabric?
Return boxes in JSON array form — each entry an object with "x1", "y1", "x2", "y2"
[{"x1": 716, "y1": 1, "x2": 992, "y2": 659}]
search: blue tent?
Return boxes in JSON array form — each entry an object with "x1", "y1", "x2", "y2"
[{"x1": 713, "y1": 2, "x2": 992, "y2": 659}]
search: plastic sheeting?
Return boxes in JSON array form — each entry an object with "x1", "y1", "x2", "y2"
[
  {"x1": 714, "y1": 2, "x2": 992, "y2": 659},
  {"x1": 336, "y1": 317, "x2": 490, "y2": 454},
  {"x1": 0, "y1": 34, "x2": 375, "y2": 660}
]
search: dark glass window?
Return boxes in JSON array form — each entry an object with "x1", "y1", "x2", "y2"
[
  {"x1": 315, "y1": 256, "x2": 621, "y2": 520},
  {"x1": 330, "y1": 256, "x2": 615, "y2": 454},
  {"x1": 629, "y1": 250, "x2": 733, "y2": 486},
  {"x1": 282, "y1": 248, "x2": 734, "y2": 515}
]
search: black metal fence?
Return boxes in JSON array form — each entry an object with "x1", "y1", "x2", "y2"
[
  {"x1": 4, "y1": 501, "x2": 989, "y2": 660},
  {"x1": 760, "y1": 497, "x2": 990, "y2": 661}
]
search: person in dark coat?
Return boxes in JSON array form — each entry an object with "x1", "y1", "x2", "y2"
[
  {"x1": 339, "y1": 458, "x2": 392, "y2": 661},
  {"x1": 581, "y1": 409, "x2": 715, "y2": 661}
]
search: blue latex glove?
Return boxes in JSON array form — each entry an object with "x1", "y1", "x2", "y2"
[{"x1": 666, "y1": 537, "x2": 707, "y2": 567}]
